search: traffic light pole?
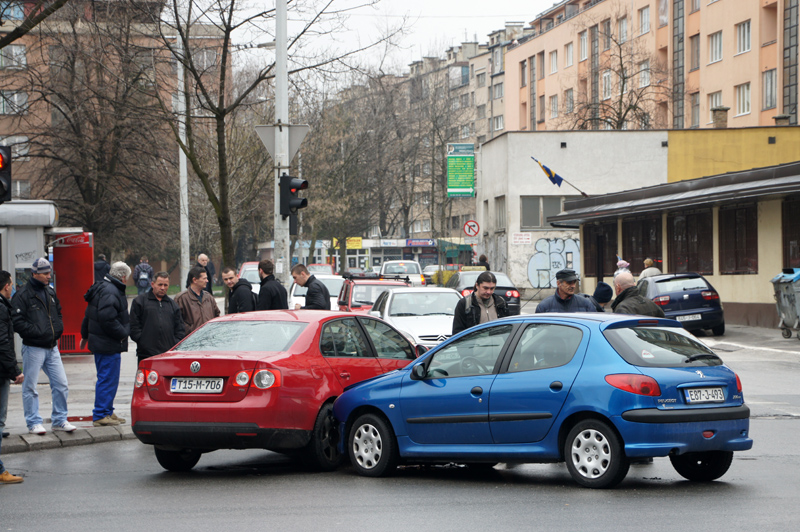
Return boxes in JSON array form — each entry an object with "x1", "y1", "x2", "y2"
[{"x1": 273, "y1": 0, "x2": 291, "y2": 284}]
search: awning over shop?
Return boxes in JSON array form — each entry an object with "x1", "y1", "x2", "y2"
[
  {"x1": 548, "y1": 161, "x2": 800, "y2": 226},
  {"x1": 439, "y1": 238, "x2": 472, "y2": 258}
]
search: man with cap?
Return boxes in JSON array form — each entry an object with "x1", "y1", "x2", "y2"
[
  {"x1": 11, "y1": 258, "x2": 76, "y2": 435},
  {"x1": 579, "y1": 281, "x2": 613, "y2": 312},
  {"x1": 535, "y1": 269, "x2": 596, "y2": 313}
]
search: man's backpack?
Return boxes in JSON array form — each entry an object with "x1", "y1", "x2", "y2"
[{"x1": 136, "y1": 266, "x2": 151, "y2": 288}]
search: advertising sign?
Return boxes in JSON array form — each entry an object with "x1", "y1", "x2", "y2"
[{"x1": 447, "y1": 143, "x2": 475, "y2": 197}]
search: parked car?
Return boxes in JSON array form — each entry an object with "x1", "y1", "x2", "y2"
[
  {"x1": 369, "y1": 287, "x2": 462, "y2": 347},
  {"x1": 307, "y1": 263, "x2": 335, "y2": 275},
  {"x1": 379, "y1": 260, "x2": 425, "y2": 287},
  {"x1": 445, "y1": 270, "x2": 521, "y2": 315},
  {"x1": 333, "y1": 313, "x2": 752, "y2": 488},
  {"x1": 131, "y1": 310, "x2": 421, "y2": 472},
  {"x1": 421, "y1": 264, "x2": 439, "y2": 286},
  {"x1": 637, "y1": 272, "x2": 725, "y2": 336},
  {"x1": 238, "y1": 261, "x2": 261, "y2": 296},
  {"x1": 338, "y1": 278, "x2": 409, "y2": 313},
  {"x1": 289, "y1": 274, "x2": 344, "y2": 310}
]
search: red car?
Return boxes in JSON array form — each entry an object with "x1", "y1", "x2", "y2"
[
  {"x1": 337, "y1": 278, "x2": 409, "y2": 313},
  {"x1": 131, "y1": 310, "x2": 419, "y2": 472}
]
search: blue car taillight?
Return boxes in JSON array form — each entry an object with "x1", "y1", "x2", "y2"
[{"x1": 605, "y1": 374, "x2": 661, "y2": 396}]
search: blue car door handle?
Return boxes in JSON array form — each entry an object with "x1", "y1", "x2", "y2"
[
  {"x1": 550, "y1": 381, "x2": 563, "y2": 391},
  {"x1": 471, "y1": 386, "x2": 483, "y2": 396}
]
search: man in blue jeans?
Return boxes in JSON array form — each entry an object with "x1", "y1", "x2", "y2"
[
  {"x1": 1, "y1": 270, "x2": 24, "y2": 483},
  {"x1": 11, "y1": 258, "x2": 76, "y2": 435},
  {"x1": 80, "y1": 262, "x2": 131, "y2": 427}
]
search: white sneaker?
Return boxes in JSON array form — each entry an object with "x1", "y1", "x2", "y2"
[
  {"x1": 51, "y1": 421, "x2": 77, "y2": 433},
  {"x1": 28, "y1": 424, "x2": 46, "y2": 435}
]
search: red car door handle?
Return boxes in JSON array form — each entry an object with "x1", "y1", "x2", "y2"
[{"x1": 340, "y1": 372, "x2": 351, "y2": 379}]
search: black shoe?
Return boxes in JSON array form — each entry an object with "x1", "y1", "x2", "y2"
[{"x1": 2, "y1": 431, "x2": 9, "y2": 438}]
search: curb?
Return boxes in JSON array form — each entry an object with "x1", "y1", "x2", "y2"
[{"x1": 3, "y1": 425, "x2": 136, "y2": 454}]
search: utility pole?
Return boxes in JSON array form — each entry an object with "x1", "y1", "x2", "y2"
[
  {"x1": 273, "y1": 0, "x2": 290, "y2": 283},
  {"x1": 176, "y1": 11, "x2": 190, "y2": 286}
]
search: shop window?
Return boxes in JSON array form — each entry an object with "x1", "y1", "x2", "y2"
[
  {"x1": 783, "y1": 197, "x2": 800, "y2": 268},
  {"x1": 584, "y1": 222, "x2": 618, "y2": 277},
  {"x1": 719, "y1": 204, "x2": 758, "y2": 274},
  {"x1": 668, "y1": 210, "x2": 712, "y2": 274},
  {"x1": 622, "y1": 216, "x2": 662, "y2": 275}
]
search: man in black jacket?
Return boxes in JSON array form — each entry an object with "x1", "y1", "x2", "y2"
[
  {"x1": 94, "y1": 254, "x2": 110, "y2": 282},
  {"x1": 257, "y1": 260, "x2": 288, "y2": 310},
  {"x1": 291, "y1": 264, "x2": 330, "y2": 310},
  {"x1": 12, "y1": 258, "x2": 75, "y2": 435},
  {"x1": 1, "y1": 270, "x2": 24, "y2": 484},
  {"x1": 611, "y1": 272, "x2": 665, "y2": 317},
  {"x1": 130, "y1": 271, "x2": 185, "y2": 367},
  {"x1": 452, "y1": 271, "x2": 508, "y2": 334},
  {"x1": 222, "y1": 267, "x2": 255, "y2": 313},
  {"x1": 80, "y1": 261, "x2": 131, "y2": 427}
]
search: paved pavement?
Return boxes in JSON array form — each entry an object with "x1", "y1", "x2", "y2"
[{"x1": 2, "y1": 294, "x2": 799, "y2": 454}]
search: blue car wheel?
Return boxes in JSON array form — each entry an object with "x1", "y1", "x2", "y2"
[
  {"x1": 669, "y1": 451, "x2": 733, "y2": 482},
  {"x1": 348, "y1": 413, "x2": 399, "y2": 477},
  {"x1": 564, "y1": 420, "x2": 630, "y2": 489}
]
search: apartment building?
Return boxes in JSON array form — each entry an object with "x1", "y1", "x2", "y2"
[{"x1": 504, "y1": 0, "x2": 798, "y2": 131}]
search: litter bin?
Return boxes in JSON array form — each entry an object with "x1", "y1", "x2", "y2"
[{"x1": 771, "y1": 268, "x2": 800, "y2": 340}]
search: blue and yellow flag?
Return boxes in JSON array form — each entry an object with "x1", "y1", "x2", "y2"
[{"x1": 531, "y1": 157, "x2": 563, "y2": 187}]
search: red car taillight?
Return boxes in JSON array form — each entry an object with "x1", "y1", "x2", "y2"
[
  {"x1": 735, "y1": 373, "x2": 742, "y2": 393},
  {"x1": 506, "y1": 290, "x2": 520, "y2": 298},
  {"x1": 461, "y1": 289, "x2": 474, "y2": 297},
  {"x1": 653, "y1": 295, "x2": 670, "y2": 306},
  {"x1": 605, "y1": 374, "x2": 661, "y2": 396},
  {"x1": 233, "y1": 370, "x2": 253, "y2": 387},
  {"x1": 253, "y1": 369, "x2": 281, "y2": 389},
  {"x1": 146, "y1": 369, "x2": 159, "y2": 386},
  {"x1": 701, "y1": 290, "x2": 720, "y2": 300},
  {"x1": 135, "y1": 369, "x2": 145, "y2": 388},
  {"x1": 421, "y1": 276, "x2": 426, "y2": 286}
]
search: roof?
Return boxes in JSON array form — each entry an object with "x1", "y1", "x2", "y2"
[{"x1": 549, "y1": 161, "x2": 800, "y2": 226}]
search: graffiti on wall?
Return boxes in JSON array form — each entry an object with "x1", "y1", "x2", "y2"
[{"x1": 527, "y1": 237, "x2": 581, "y2": 288}]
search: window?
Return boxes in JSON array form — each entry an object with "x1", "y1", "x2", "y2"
[
  {"x1": 0, "y1": 91, "x2": 27, "y2": 114},
  {"x1": 639, "y1": 60, "x2": 650, "y2": 88},
  {"x1": 708, "y1": 91, "x2": 722, "y2": 122},
  {"x1": 735, "y1": 83, "x2": 750, "y2": 115},
  {"x1": 783, "y1": 197, "x2": 800, "y2": 268},
  {"x1": 539, "y1": 95, "x2": 545, "y2": 122},
  {"x1": 495, "y1": 196, "x2": 506, "y2": 230},
  {"x1": 549, "y1": 94, "x2": 558, "y2": 118},
  {"x1": 360, "y1": 318, "x2": 414, "y2": 360},
  {"x1": 709, "y1": 31, "x2": 722, "y2": 63},
  {"x1": 1, "y1": 135, "x2": 29, "y2": 160},
  {"x1": 422, "y1": 219, "x2": 431, "y2": 232},
  {"x1": 565, "y1": 42, "x2": 573, "y2": 67},
  {"x1": 584, "y1": 222, "x2": 618, "y2": 277},
  {"x1": 476, "y1": 72, "x2": 486, "y2": 87},
  {"x1": 602, "y1": 70, "x2": 612, "y2": 100},
  {"x1": 550, "y1": 51, "x2": 558, "y2": 74},
  {"x1": 579, "y1": 31, "x2": 588, "y2": 61},
  {"x1": 639, "y1": 6, "x2": 650, "y2": 34},
  {"x1": 0, "y1": 44, "x2": 26, "y2": 69},
  {"x1": 423, "y1": 325, "x2": 513, "y2": 379},
  {"x1": 413, "y1": 220, "x2": 421, "y2": 233},
  {"x1": 422, "y1": 163, "x2": 431, "y2": 175},
  {"x1": 493, "y1": 115, "x2": 504, "y2": 131},
  {"x1": 668, "y1": 209, "x2": 713, "y2": 274},
  {"x1": 565, "y1": 88, "x2": 574, "y2": 114},
  {"x1": 193, "y1": 48, "x2": 217, "y2": 70},
  {"x1": 477, "y1": 104, "x2": 486, "y2": 119},
  {"x1": 736, "y1": 21, "x2": 751, "y2": 54},
  {"x1": 1, "y1": 1, "x2": 23, "y2": 19},
  {"x1": 507, "y1": 324, "x2": 582, "y2": 373},
  {"x1": 320, "y1": 319, "x2": 371, "y2": 358},
  {"x1": 538, "y1": 52, "x2": 545, "y2": 79},
  {"x1": 602, "y1": 20, "x2": 611, "y2": 50},
  {"x1": 690, "y1": 0, "x2": 700, "y2": 13},
  {"x1": 460, "y1": 93, "x2": 469, "y2": 108},
  {"x1": 619, "y1": 17, "x2": 628, "y2": 43},
  {"x1": 719, "y1": 204, "x2": 758, "y2": 274},
  {"x1": 520, "y1": 197, "x2": 541, "y2": 229},
  {"x1": 460, "y1": 125, "x2": 470, "y2": 139},
  {"x1": 690, "y1": 92, "x2": 700, "y2": 127},
  {"x1": 689, "y1": 34, "x2": 700, "y2": 71},
  {"x1": 520, "y1": 60, "x2": 527, "y2": 87},
  {"x1": 493, "y1": 82, "x2": 504, "y2": 99},
  {"x1": 763, "y1": 69, "x2": 777, "y2": 110},
  {"x1": 622, "y1": 216, "x2": 662, "y2": 275}
]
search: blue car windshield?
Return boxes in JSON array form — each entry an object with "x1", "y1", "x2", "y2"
[
  {"x1": 603, "y1": 327, "x2": 722, "y2": 367},
  {"x1": 176, "y1": 321, "x2": 306, "y2": 352}
]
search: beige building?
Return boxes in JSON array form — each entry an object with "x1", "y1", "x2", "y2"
[{"x1": 503, "y1": 0, "x2": 798, "y2": 131}]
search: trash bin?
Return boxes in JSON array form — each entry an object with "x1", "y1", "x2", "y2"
[{"x1": 770, "y1": 268, "x2": 800, "y2": 340}]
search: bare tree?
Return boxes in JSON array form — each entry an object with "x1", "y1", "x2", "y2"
[{"x1": 0, "y1": 0, "x2": 70, "y2": 50}]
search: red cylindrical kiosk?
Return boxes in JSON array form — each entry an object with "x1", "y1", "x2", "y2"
[{"x1": 52, "y1": 232, "x2": 94, "y2": 354}]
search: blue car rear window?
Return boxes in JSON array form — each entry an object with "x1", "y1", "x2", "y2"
[
  {"x1": 654, "y1": 278, "x2": 709, "y2": 294},
  {"x1": 176, "y1": 321, "x2": 306, "y2": 352},
  {"x1": 603, "y1": 327, "x2": 722, "y2": 367}
]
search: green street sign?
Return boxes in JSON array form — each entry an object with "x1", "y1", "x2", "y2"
[{"x1": 447, "y1": 143, "x2": 474, "y2": 197}]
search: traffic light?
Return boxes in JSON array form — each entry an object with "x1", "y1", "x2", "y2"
[
  {"x1": 279, "y1": 174, "x2": 308, "y2": 236},
  {"x1": 0, "y1": 146, "x2": 11, "y2": 204}
]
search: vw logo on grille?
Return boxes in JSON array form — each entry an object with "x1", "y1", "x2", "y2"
[
  {"x1": 190, "y1": 361, "x2": 201, "y2": 373},
  {"x1": 695, "y1": 370, "x2": 705, "y2": 378}
]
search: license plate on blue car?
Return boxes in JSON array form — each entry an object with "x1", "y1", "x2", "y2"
[
  {"x1": 676, "y1": 314, "x2": 701, "y2": 322},
  {"x1": 685, "y1": 387, "x2": 724, "y2": 403}
]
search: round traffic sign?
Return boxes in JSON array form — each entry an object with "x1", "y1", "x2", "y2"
[{"x1": 463, "y1": 220, "x2": 480, "y2": 237}]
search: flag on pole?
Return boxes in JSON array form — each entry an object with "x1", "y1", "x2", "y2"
[{"x1": 531, "y1": 157, "x2": 563, "y2": 187}]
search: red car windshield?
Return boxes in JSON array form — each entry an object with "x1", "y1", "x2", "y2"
[{"x1": 175, "y1": 321, "x2": 307, "y2": 352}]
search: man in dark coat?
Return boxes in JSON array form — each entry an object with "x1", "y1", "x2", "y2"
[
  {"x1": 475, "y1": 254, "x2": 490, "y2": 270},
  {"x1": 579, "y1": 281, "x2": 613, "y2": 312},
  {"x1": 1, "y1": 270, "x2": 25, "y2": 483},
  {"x1": 535, "y1": 269, "x2": 596, "y2": 313},
  {"x1": 258, "y1": 260, "x2": 288, "y2": 310},
  {"x1": 452, "y1": 271, "x2": 508, "y2": 334},
  {"x1": 291, "y1": 264, "x2": 330, "y2": 310},
  {"x1": 222, "y1": 267, "x2": 255, "y2": 313},
  {"x1": 94, "y1": 254, "x2": 110, "y2": 282},
  {"x1": 12, "y1": 257, "x2": 75, "y2": 435},
  {"x1": 80, "y1": 261, "x2": 131, "y2": 427},
  {"x1": 130, "y1": 271, "x2": 185, "y2": 366},
  {"x1": 133, "y1": 256, "x2": 154, "y2": 295},
  {"x1": 611, "y1": 272, "x2": 665, "y2": 317},
  {"x1": 196, "y1": 254, "x2": 214, "y2": 294}
]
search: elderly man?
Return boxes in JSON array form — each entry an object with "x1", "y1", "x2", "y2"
[
  {"x1": 536, "y1": 269, "x2": 596, "y2": 313},
  {"x1": 12, "y1": 258, "x2": 76, "y2": 435},
  {"x1": 196, "y1": 254, "x2": 214, "y2": 294},
  {"x1": 612, "y1": 272, "x2": 665, "y2": 317},
  {"x1": 176, "y1": 265, "x2": 220, "y2": 333},
  {"x1": 291, "y1": 264, "x2": 330, "y2": 310},
  {"x1": 80, "y1": 262, "x2": 131, "y2": 427},
  {"x1": 222, "y1": 267, "x2": 255, "y2": 314},
  {"x1": 452, "y1": 271, "x2": 508, "y2": 334},
  {"x1": 130, "y1": 271, "x2": 185, "y2": 366}
]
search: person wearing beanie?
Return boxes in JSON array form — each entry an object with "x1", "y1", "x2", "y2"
[{"x1": 580, "y1": 281, "x2": 614, "y2": 312}]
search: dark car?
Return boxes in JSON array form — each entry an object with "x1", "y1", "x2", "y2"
[
  {"x1": 445, "y1": 271, "x2": 521, "y2": 315},
  {"x1": 637, "y1": 272, "x2": 725, "y2": 335}
]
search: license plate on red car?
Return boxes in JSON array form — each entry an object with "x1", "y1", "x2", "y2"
[
  {"x1": 684, "y1": 387, "x2": 724, "y2": 404},
  {"x1": 170, "y1": 377, "x2": 223, "y2": 394}
]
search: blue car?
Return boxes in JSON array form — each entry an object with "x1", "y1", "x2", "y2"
[
  {"x1": 636, "y1": 273, "x2": 725, "y2": 336},
  {"x1": 333, "y1": 314, "x2": 752, "y2": 488}
]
